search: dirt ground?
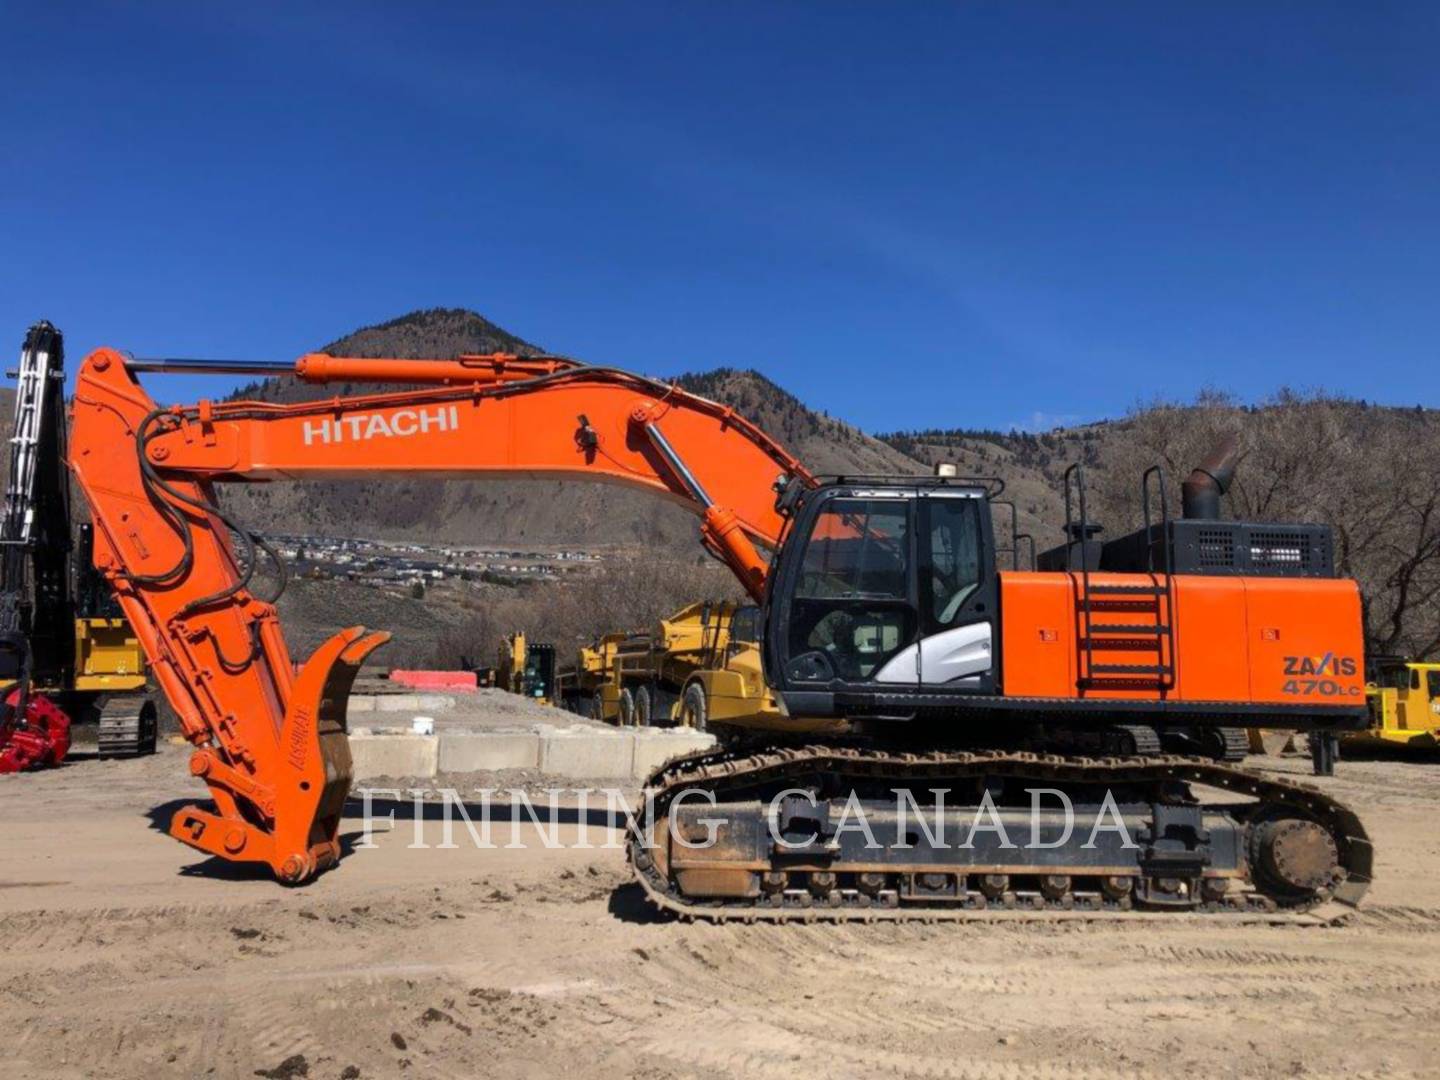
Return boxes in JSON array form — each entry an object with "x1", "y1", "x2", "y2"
[{"x1": 4, "y1": 742, "x2": 1440, "y2": 1080}]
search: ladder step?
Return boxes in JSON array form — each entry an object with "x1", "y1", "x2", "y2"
[
  {"x1": 1079, "y1": 641, "x2": 1165, "y2": 653},
  {"x1": 1084, "y1": 623, "x2": 1170, "y2": 635},
  {"x1": 1086, "y1": 663, "x2": 1174, "y2": 675},
  {"x1": 1084, "y1": 584, "x2": 1166, "y2": 595}
]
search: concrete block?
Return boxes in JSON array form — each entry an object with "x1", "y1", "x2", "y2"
[
  {"x1": 349, "y1": 733, "x2": 439, "y2": 780},
  {"x1": 380, "y1": 693, "x2": 454, "y2": 712},
  {"x1": 438, "y1": 733, "x2": 541, "y2": 773},
  {"x1": 540, "y1": 729, "x2": 636, "y2": 780},
  {"x1": 632, "y1": 730, "x2": 717, "y2": 779},
  {"x1": 346, "y1": 693, "x2": 456, "y2": 714}
]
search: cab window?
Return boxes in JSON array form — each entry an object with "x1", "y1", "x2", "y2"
[
  {"x1": 796, "y1": 499, "x2": 909, "y2": 601},
  {"x1": 730, "y1": 606, "x2": 759, "y2": 645},
  {"x1": 787, "y1": 498, "x2": 914, "y2": 681},
  {"x1": 924, "y1": 497, "x2": 983, "y2": 629},
  {"x1": 1377, "y1": 665, "x2": 1411, "y2": 690}
]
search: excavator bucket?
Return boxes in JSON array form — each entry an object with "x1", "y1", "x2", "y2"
[{"x1": 170, "y1": 626, "x2": 390, "y2": 882}]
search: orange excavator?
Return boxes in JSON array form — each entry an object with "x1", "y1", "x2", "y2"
[{"x1": 67, "y1": 342, "x2": 1373, "y2": 917}]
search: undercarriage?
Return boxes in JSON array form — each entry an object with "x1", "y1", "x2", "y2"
[
  {"x1": 1012, "y1": 720, "x2": 1253, "y2": 761},
  {"x1": 95, "y1": 695, "x2": 159, "y2": 758},
  {"x1": 628, "y1": 743, "x2": 1372, "y2": 922}
]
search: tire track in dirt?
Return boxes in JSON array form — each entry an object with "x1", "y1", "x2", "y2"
[
  {"x1": 8, "y1": 749, "x2": 1440, "y2": 1078},
  {"x1": 1352, "y1": 904, "x2": 1440, "y2": 931}
]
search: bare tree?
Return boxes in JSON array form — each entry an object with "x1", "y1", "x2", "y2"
[{"x1": 1090, "y1": 392, "x2": 1440, "y2": 659}]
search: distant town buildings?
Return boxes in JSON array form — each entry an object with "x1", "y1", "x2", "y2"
[{"x1": 269, "y1": 533, "x2": 601, "y2": 592}]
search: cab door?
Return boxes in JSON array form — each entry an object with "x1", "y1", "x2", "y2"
[
  {"x1": 870, "y1": 491, "x2": 997, "y2": 689},
  {"x1": 775, "y1": 494, "x2": 919, "y2": 688},
  {"x1": 767, "y1": 485, "x2": 998, "y2": 697},
  {"x1": 917, "y1": 492, "x2": 996, "y2": 688}
]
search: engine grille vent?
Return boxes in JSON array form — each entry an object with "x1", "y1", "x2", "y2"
[
  {"x1": 1196, "y1": 528, "x2": 1237, "y2": 568},
  {"x1": 1100, "y1": 520, "x2": 1335, "y2": 578}
]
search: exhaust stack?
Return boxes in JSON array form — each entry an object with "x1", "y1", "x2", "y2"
[{"x1": 1181, "y1": 435, "x2": 1240, "y2": 520}]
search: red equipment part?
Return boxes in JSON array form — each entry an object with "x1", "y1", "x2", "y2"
[
  {"x1": 0, "y1": 689, "x2": 72, "y2": 773},
  {"x1": 389, "y1": 670, "x2": 479, "y2": 691}
]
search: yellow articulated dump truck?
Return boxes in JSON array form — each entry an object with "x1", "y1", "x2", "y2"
[
  {"x1": 669, "y1": 602, "x2": 781, "y2": 734},
  {"x1": 555, "y1": 630, "x2": 625, "y2": 718},
  {"x1": 560, "y1": 601, "x2": 781, "y2": 735}
]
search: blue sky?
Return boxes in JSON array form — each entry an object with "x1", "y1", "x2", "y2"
[{"x1": 2, "y1": 2, "x2": 1435, "y2": 433}]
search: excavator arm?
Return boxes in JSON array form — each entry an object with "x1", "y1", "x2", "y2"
[{"x1": 69, "y1": 347, "x2": 813, "y2": 881}]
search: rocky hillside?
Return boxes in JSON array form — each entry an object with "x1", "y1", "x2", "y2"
[
  {"x1": 670, "y1": 367, "x2": 917, "y2": 477},
  {"x1": 881, "y1": 396, "x2": 1440, "y2": 659},
  {"x1": 879, "y1": 425, "x2": 1092, "y2": 551},
  {"x1": 320, "y1": 307, "x2": 542, "y2": 361}
]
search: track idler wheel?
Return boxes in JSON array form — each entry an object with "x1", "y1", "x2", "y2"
[{"x1": 1249, "y1": 817, "x2": 1341, "y2": 902}]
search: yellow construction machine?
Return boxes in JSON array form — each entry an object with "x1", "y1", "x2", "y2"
[
  {"x1": 672, "y1": 602, "x2": 782, "y2": 733},
  {"x1": 495, "y1": 631, "x2": 556, "y2": 705},
  {"x1": 555, "y1": 630, "x2": 625, "y2": 717},
  {"x1": 1356, "y1": 657, "x2": 1440, "y2": 750},
  {"x1": 564, "y1": 601, "x2": 781, "y2": 733},
  {"x1": 1248, "y1": 656, "x2": 1440, "y2": 770}
]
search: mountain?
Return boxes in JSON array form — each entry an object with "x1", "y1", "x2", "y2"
[
  {"x1": 670, "y1": 368, "x2": 917, "y2": 477},
  {"x1": 320, "y1": 308, "x2": 542, "y2": 360},
  {"x1": 878, "y1": 425, "x2": 1094, "y2": 551}
]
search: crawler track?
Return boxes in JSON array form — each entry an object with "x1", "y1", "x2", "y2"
[
  {"x1": 627, "y1": 745, "x2": 1373, "y2": 923},
  {"x1": 96, "y1": 696, "x2": 158, "y2": 759}
]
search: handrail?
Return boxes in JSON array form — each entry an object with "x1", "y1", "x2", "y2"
[
  {"x1": 1062, "y1": 463, "x2": 1093, "y2": 688},
  {"x1": 1141, "y1": 463, "x2": 1177, "y2": 692}
]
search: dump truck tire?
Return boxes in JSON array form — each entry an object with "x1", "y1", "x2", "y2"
[
  {"x1": 634, "y1": 686, "x2": 653, "y2": 727},
  {"x1": 618, "y1": 687, "x2": 636, "y2": 726},
  {"x1": 680, "y1": 682, "x2": 707, "y2": 732}
]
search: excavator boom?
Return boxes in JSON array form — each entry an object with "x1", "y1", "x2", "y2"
[{"x1": 69, "y1": 348, "x2": 811, "y2": 881}]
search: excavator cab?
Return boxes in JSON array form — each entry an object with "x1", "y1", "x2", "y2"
[
  {"x1": 764, "y1": 455, "x2": 1365, "y2": 748},
  {"x1": 765, "y1": 478, "x2": 999, "y2": 712}
]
